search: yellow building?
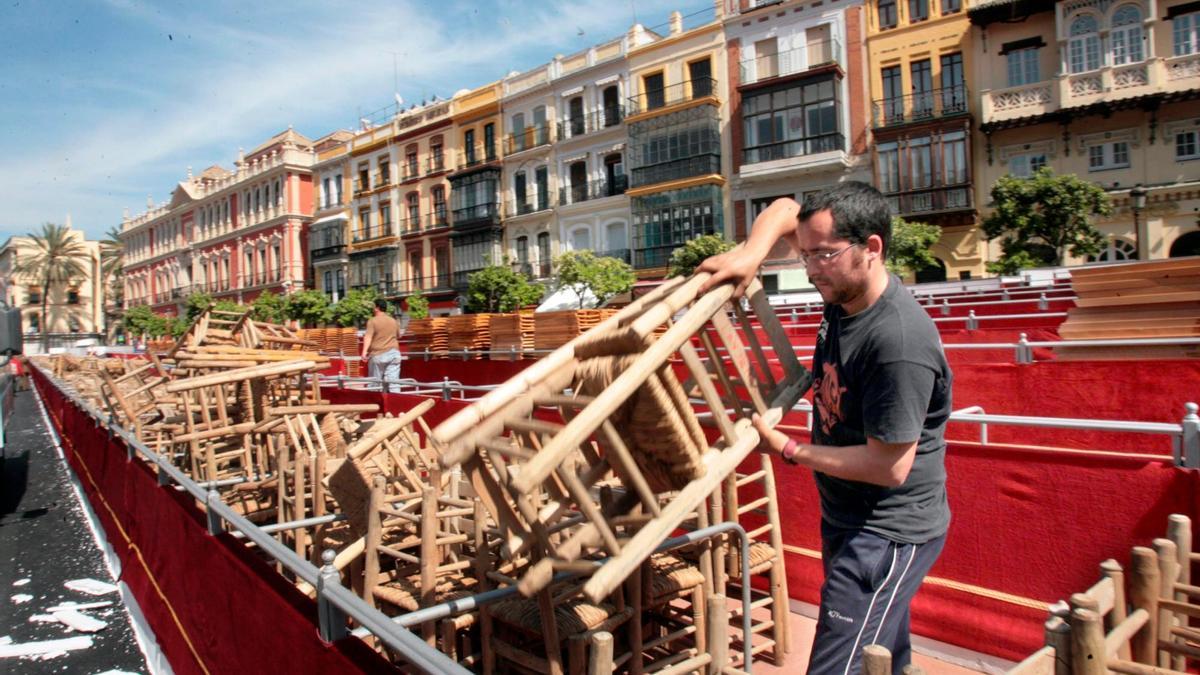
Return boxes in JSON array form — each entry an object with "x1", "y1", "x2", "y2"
[
  {"x1": 447, "y1": 82, "x2": 504, "y2": 290},
  {"x1": 625, "y1": 7, "x2": 731, "y2": 276},
  {"x1": 310, "y1": 130, "x2": 353, "y2": 302},
  {"x1": 0, "y1": 221, "x2": 105, "y2": 346},
  {"x1": 866, "y1": 0, "x2": 984, "y2": 281},
  {"x1": 971, "y1": 0, "x2": 1200, "y2": 263}
]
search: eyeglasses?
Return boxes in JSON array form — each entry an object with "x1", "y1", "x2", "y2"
[{"x1": 798, "y1": 243, "x2": 860, "y2": 267}]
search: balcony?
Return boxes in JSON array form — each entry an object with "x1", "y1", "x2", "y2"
[
  {"x1": 506, "y1": 193, "x2": 553, "y2": 218},
  {"x1": 425, "y1": 209, "x2": 449, "y2": 230},
  {"x1": 558, "y1": 175, "x2": 629, "y2": 206},
  {"x1": 741, "y1": 132, "x2": 846, "y2": 174},
  {"x1": 511, "y1": 260, "x2": 552, "y2": 279},
  {"x1": 400, "y1": 162, "x2": 421, "y2": 183},
  {"x1": 425, "y1": 155, "x2": 448, "y2": 175},
  {"x1": 630, "y1": 153, "x2": 721, "y2": 189},
  {"x1": 456, "y1": 145, "x2": 500, "y2": 171},
  {"x1": 885, "y1": 182, "x2": 974, "y2": 218},
  {"x1": 982, "y1": 55, "x2": 1200, "y2": 128},
  {"x1": 354, "y1": 178, "x2": 370, "y2": 196},
  {"x1": 556, "y1": 106, "x2": 625, "y2": 141},
  {"x1": 452, "y1": 202, "x2": 501, "y2": 228},
  {"x1": 401, "y1": 215, "x2": 423, "y2": 235},
  {"x1": 352, "y1": 226, "x2": 394, "y2": 244},
  {"x1": 375, "y1": 172, "x2": 392, "y2": 189},
  {"x1": 739, "y1": 38, "x2": 841, "y2": 87},
  {"x1": 239, "y1": 270, "x2": 284, "y2": 288},
  {"x1": 503, "y1": 125, "x2": 552, "y2": 155},
  {"x1": 200, "y1": 280, "x2": 232, "y2": 294},
  {"x1": 627, "y1": 77, "x2": 718, "y2": 116},
  {"x1": 873, "y1": 85, "x2": 969, "y2": 128},
  {"x1": 170, "y1": 285, "x2": 191, "y2": 300},
  {"x1": 310, "y1": 244, "x2": 346, "y2": 262}
]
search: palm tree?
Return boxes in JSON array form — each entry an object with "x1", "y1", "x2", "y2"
[
  {"x1": 99, "y1": 225, "x2": 125, "y2": 340},
  {"x1": 14, "y1": 223, "x2": 90, "y2": 336}
]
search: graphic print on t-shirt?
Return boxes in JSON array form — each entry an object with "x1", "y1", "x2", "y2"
[{"x1": 814, "y1": 361, "x2": 846, "y2": 436}]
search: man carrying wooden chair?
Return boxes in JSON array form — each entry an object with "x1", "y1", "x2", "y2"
[{"x1": 700, "y1": 182, "x2": 953, "y2": 675}]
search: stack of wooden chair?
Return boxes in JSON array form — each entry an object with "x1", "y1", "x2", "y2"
[
  {"x1": 447, "y1": 314, "x2": 492, "y2": 356},
  {"x1": 408, "y1": 317, "x2": 449, "y2": 357},
  {"x1": 1008, "y1": 512, "x2": 1198, "y2": 675},
  {"x1": 489, "y1": 311, "x2": 536, "y2": 360},
  {"x1": 430, "y1": 272, "x2": 810, "y2": 673}
]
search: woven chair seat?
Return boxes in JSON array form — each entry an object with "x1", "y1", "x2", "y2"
[
  {"x1": 488, "y1": 596, "x2": 615, "y2": 637},
  {"x1": 727, "y1": 541, "x2": 778, "y2": 578},
  {"x1": 373, "y1": 572, "x2": 480, "y2": 612},
  {"x1": 648, "y1": 554, "x2": 705, "y2": 599}
]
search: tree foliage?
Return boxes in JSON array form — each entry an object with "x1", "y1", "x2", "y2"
[
  {"x1": 982, "y1": 167, "x2": 1113, "y2": 274},
  {"x1": 14, "y1": 222, "x2": 90, "y2": 334},
  {"x1": 466, "y1": 263, "x2": 544, "y2": 313},
  {"x1": 184, "y1": 292, "x2": 214, "y2": 321},
  {"x1": 251, "y1": 290, "x2": 288, "y2": 324},
  {"x1": 213, "y1": 299, "x2": 245, "y2": 315},
  {"x1": 886, "y1": 217, "x2": 942, "y2": 277},
  {"x1": 667, "y1": 235, "x2": 735, "y2": 278},
  {"x1": 123, "y1": 305, "x2": 171, "y2": 337},
  {"x1": 330, "y1": 287, "x2": 378, "y2": 327},
  {"x1": 283, "y1": 289, "x2": 332, "y2": 327},
  {"x1": 553, "y1": 250, "x2": 636, "y2": 309},
  {"x1": 405, "y1": 294, "x2": 430, "y2": 320}
]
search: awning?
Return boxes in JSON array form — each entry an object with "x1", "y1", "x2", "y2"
[{"x1": 312, "y1": 213, "x2": 348, "y2": 226}]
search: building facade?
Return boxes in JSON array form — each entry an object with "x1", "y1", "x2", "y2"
[
  {"x1": 501, "y1": 62, "x2": 559, "y2": 281},
  {"x1": 626, "y1": 8, "x2": 733, "y2": 276},
  {"x1": 726, "y1": 0, "x2": 871, "y2": 290},
  {"x1": 971, "y1": 0, "x2": 1200, "y2": 263},
  {"x1": 310, "y1": 131, "x2": 353, "y2": 303},
  {"x1": 0, "y1": 223, "x2": 104, "y2": 337},
  {"x1": 447, "y1": 82, "x2": 504, "y2": 289},
  {"x1": 121, "y1": 129, "x2": 316, "y2": 313},
  {"x1": 867, "y1": 0, "x2": 983, "y2": 281}
]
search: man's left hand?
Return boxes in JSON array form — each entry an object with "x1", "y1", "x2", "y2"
[{"x1": 751, "y1": 413, "x2": 788, "y2": 454}]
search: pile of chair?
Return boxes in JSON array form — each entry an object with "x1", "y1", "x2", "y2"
[{"x1": 1008, "y1": 512, "x2": 1199, "y2": 674}]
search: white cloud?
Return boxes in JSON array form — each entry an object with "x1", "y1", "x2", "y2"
[{"x1": 0, "y1": 0, "x2": 704, "y2": 239}]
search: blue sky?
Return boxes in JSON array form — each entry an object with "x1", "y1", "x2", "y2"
[{"x1": 0, "y1": 0, "x2": 713, "y2": 243}]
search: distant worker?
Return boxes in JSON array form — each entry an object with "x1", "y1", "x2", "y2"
[
  {"x1": 699, "y1": 182, "x2": 952, "y2": 675},
  {"x1": 361, "y1": 298, "x2": 404, "y2": 393}
]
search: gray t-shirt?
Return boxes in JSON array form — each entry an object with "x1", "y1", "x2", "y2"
[{"x1": 809, "y1": 274, "x2": 952, "y2": 544}]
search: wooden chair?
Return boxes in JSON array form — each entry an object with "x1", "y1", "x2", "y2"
[{"x1": 432, "y1": 272, "x2": 811, "y2": 606}]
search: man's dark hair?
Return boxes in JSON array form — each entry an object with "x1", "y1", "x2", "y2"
[
  {"x1": 799, "y1": 181, "x2": 893, "y2": 259},
  {"x1": 374, "y1": 298, "x2": 388, "y2": 312}
]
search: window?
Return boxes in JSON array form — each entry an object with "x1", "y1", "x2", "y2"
[
  {"x1": 878, "y1": 0, "x2": 897, "y2": 29},
  {"x1": 379, "y1": 155, "x2": 391, "y2": 185},
  {"x1": 643, "y1": 72, "x2": 665, "y2": 110},
  {"x1": 571, "y1": 229, "x2": 591, "y2": 250},
  {"x1": 742, "y1": 76, "x2": 842, "y2": 164},
  {"x1": 514, "y1": 171, "x2": 528, "y2": 212},
  {"x1": 1175, "y1": 11, "x2": 1200, "y2": 56},
  {"x1": 406, "y1": 194, "x2": 418, "y2": 227},
  {"x1": 1068, "y1": 15, "x2": 1102, "y2": 73},
  {"x1": 464, "y1": 129, "x2": 476, "y2": 164},
  {"x1": 1089, "y1": 238, "x2": 1137, "y2": 262},
  {"x1": 324, "y1": 270, "x2": 333, "y2": 297},
  {"x1": 881, "y1": 65, "x2": 903, "y2": 123},
  {"x1": 941, "y1": 0, "x2": 961, "y2": 13},
  {"x1": 568, "y1": 96, "x2": 584, "y2": 137},
  {"x1": 628, "y1": 106, "x2": 721, "y2": 186},
  {"x1": 909, "y1": 0, "x2": 928, "y2": 22},
  {"x1": 1111, "y1": 5, "x2": 1144, "y2": 66},
  {"x1": 911, "y1": 59, "x2": 933, "y2": 118},
  {"x1": 334, "y1": 174, "x2": 343, "y2": 204},
  {"x1": 358, "y1": 164, "x2": 369, "y2": 191},
  {"x1": 516, "y1": 236, "x2": 529, "y2": 264},
  {"x1": 432, "y1": 186, "x2": 447, "y2": 224},
  {"x1": 603, "y1": 86, "x2": 621, "y2": 127},
  {"x1": 877, "y1": 142, "x2": 900, "y2": 194},
  {"x1": 1088, "y1": 141, "x2": 1130, "y2": 171},
  {"x1": 751, "y1": 195, "x2": 793, "y2": 220},
  {"x1": 484, "y1": 123, "x2": 496, "y2": 160},
  {"x1": 1007, "y1": 47, "x2": 1040, "y2": 87},
  {"x1": 689, "y1": 59, "x2": 712, "y2": 98},
  {"x1": 430, "y1": 142, "x2": 443, "y2": 171},
  {"x1": 631, "y1": 184, "x2": 723, "y2": 269},
  {"x1": 1177, "y1": 129, "x2": 1200, "y2": 160},
  {"x1": 380, "y1": 203, "x2": 391, "y2": 234},
  {"x1": 754, "y1": 38, "x2": 779, "y2": 81},
  {"x1": 27, "y1": 286, "x2": 41, "y2": 305},
  {"x1": 510, "y1": 112, "x2": 526, "y2": 152},
  {"x1": 67, "y1": 288, "x2": 79, "y2": 304},
  {"x1": 940, "y1": 131, "x2": 967, "y2": 186},
  {"x1": 534, "y1": 166, "x2": 549, "y2": 211},
  {"x1": 405, "y1": 150, "x2": 418, "y2": 178},
  {"x1": 909, "y1": 136, "x2": 933, "y2": 189},
  {"x1": 1008, "y1": 152, "x2": 1047, "y2": 177},
  {"x1": 940, "y1": 52, "x2": 966, "y2": 113}
]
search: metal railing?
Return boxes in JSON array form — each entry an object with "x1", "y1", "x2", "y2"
[
  {"x1": 558, "y1": 175, "x2": 629, "y2": 206},
  {"x1": 630, "y1": 153, "x2": 720, "y2": 188},
  {"x1": 739, "y1": 38, "x2": 841, "y2": 86},
  {"x1": 506, "y1": 192, "x2": 553, "y2": 217},
  {"x1": 238, "y1": 270, "x2": 284, "y2": 287},
  {"x1": 627, "y1": 77, "x2": 718, "y2": 115},
  {"x1": 401, "y1": 214, "x2": 422, "y2": 234},
  {"x1": 502, "y1": 125, "x2": 552, "y2": 155},
  {"x1": 33, "y1": 363, "x2": 470, "y2": 674},
  {"x1": 352, "y1": 226, "x2": 393, "y2": 243},
  {"x1": 884, "y1": 182, "x2": 973, "y2": 216},
  {"x1": 401, "y1": 162, "x2": 421, "y2": 182},
  {"x1": 310, "y1": 244, "x2": 346, "y2": 261},
  {"x1": 424, "y1": 209, "x2": 449, "y2": 229},
  {"x1": 425, "y1": 155, "x2": 448, "y2": 175},
  {"x1": 872, "y1": 84, "x2": 970, "y2": 128},
  {"x1": 450, "y1": 202, "x2": 500, "y2": 226},
  {"x1": 456, "y1": 145, "x2": 499, "y2": 170},
  {"x1": 556, "y1": 106, "x2": 625, "y2": 141}
]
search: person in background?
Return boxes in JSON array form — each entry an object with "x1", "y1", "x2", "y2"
[
  {"x1": 361, "y1": 298, "x2": 404, "y2": 393},
  {"x1": 698, "y1": 182, "x2": 951, "y2": 675}
]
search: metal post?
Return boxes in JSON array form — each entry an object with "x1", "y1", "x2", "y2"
[
  {"x1": 317, "y1": 549, "x2": 350, "y2": 642},
  {"x1": 1016, "y1": 333, "x2": 1032, "y2": 364},
  {"x1": 966, "y1": 310, "x2": 978, "y2": 331},
  {"x1": 1179, "y1": 402, "x2": 1199, "y2": 469},
  {"x1": 789, "y1": 308, "x2": 797, "y2": 323},
  {"x1": 441, "y1": 377, "x2": 452, "y2": 401},
  {"x1": 1039, "y1": 293, "x2": 1049, "y2": 311},
  {"x1": 1002, "y1": 288, "x2": 1010, "y2": 301},
  {"x1": 940, "y1": 299, "x2": 950, "y2": 316},
  {"x1": 423, "y1": 347, "x2": 430, "y2": 362},
  {"x1": 206, "y1": 489, "x2": 224, "y2": 535}
]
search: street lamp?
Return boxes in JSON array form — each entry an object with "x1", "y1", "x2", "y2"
[{"x1": 1131, "y1": 184, "x2": 1148, "y2": 261}]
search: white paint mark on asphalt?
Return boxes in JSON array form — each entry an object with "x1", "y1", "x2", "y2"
[
  {"x1": 51, "y1": 609, "x2": 108, "y2": 633},
  {"x1": 0, "y1": 635, "x2": 93, "y2": 658},
  {"x1": 12, "y1": 579, "x2": 30, "y2": 587},
  {"x1": 10, "y1": 594, "x2": 32, "y2": 604},
  {"x1": 64, "y1": 579, "x2": 118, "y2": 596}
]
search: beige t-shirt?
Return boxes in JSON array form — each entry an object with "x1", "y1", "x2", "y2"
[{"x1": 364, "y1": 313, "x2": 402, "y2": 356}]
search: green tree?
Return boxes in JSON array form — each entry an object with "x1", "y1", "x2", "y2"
[
  {"x1": 466, "y1": 263, "x2": 544, "y2": 313},
  {"x1": 284, "y1": 289, "x2": 333, "y2": 327},
  {"x1": 982, "y1": 167, "x2": 1113, "y2": 274},
  {"x1": 213, "y1": 299, "x2": 245, "y2": 315},
  {"x1": 405, "y1": 294, "x2": 430, "y2": 320},
  {"x1": 667, "y1": 234, "x2": 735, "y2": 278},
  {"x1": 553, "y1": 250, "x2": 635, "y2": 308},
  {"x1": 169, "y1": 316, "x2": 190, "y2": 339},
  {"x1": 887, "y1": 217, "x2": 943, "y2": 277},
  {"x1": 184, "y1": 292, "x2": 214, "y2": 321},
  {"x1": 330, "y1": 287, "x2": 379, "y2": 327},
  {"x1": 123, "y1": 305, "x2": 158, "y2": 337},
  {"x1": 251, "y1": 290, "x2": 288, "y2": 324},
  {"x1": 99, "y1": 226, "x2": 124, "y2": 341},
  {"x1": 14, "y1": 223, "x2": 90, "y2": 334}
]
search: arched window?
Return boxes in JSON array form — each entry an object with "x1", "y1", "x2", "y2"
[
  {"x1": 1068, "y1": 14, "x2": 1102, "y2": 73},
  {"x1": 1088, "y1": 238, "x2": 1137, "y2": 262},
  {"x1": 1111, "y1": 5, "x2": 1144, "y2": 65}
]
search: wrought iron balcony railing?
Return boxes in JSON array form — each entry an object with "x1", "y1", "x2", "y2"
[
  {"x1": 556, "y1": 105, "x2": 626, "y2": 141},
  {"x1": 872, "y1": 84, "x2": 969, "y2": 128},
  {"x1": 558, "y1": 175, "x2": 629, "y2": 206},
  {"x1": 627, "y1": 77, "x2": 717, "y2": 115}
]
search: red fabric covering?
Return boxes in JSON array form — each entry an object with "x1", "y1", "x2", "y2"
[{"x1": 32, "y1": 369, "x2": 395, "y2": 675}]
